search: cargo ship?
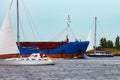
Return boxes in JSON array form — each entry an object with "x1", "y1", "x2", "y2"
[
  {"x1": 18, "y1": 37, "x2": 89, "y2": 58},
  {"x1": 18, "y1": 15, "x2": 89, "y2": 58}
]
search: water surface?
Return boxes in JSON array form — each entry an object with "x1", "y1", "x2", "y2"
[{"x1": 0, "y1": 57, "x2": 120, "y2": 80}]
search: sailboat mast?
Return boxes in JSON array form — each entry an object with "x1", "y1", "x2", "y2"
[
  {"x1": 94, "y1": 16, "x2": 97, "y2": 53},
  {"x1": 17, "y1": 0, "x2": 20, "y2": 46}
]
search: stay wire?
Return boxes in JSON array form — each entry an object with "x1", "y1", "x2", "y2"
[
  {"x1": 21, "y1": 0, "x2": 38, "y2": 40},
  {"x1": 9, "y1": 0, "x2": 13, "y2": 10}
]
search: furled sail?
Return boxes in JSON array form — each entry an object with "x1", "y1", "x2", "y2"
[{"x1": 0, "y1": 11, "x2": 19, "y2": 54}]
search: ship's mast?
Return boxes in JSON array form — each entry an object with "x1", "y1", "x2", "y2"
[
  {"x1": 67, "y1": 15, "x2": 71, "y2": 28},
  {"x1": 17, "y1": 0, "x2": 20, "y2": 46},
  {"x1": 66, "y1": 15, "x2": 72, "y2": 42},
  {"x1": 67, "y1": 15, "x2": 71, "y2": 36},
  {"x1": 94, "y1": 16, "x2": 97, "y2": 53},
  {"x1": 66, "y1": 15, "x2": 77, "y2": 41}
]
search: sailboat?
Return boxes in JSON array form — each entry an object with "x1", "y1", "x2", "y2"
[
  {"x1": 0, "y1": 0, "x2": 54, "y2": 65},
  {"x1": 87, "y1": 17, "x2": 113, "y2": 57}
]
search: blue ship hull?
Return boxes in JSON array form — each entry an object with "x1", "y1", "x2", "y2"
[{"x1": 19, "y1": 41, "x2": 89, "y2": 58}]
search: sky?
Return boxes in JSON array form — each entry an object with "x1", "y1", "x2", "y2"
[{"x1": 0, "y1": 0, "x2": 120, "y2": 45}]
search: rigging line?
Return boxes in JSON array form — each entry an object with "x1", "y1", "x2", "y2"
[
  {"x1": 21, "y1": 0, "x2": 37, "y2": 40},
  {"x1": 97, "y1": 19, "x2": 105, "y2": 38},
  {"x1": 50, "y1": 27, "x2": 67, "y2": 41},
  {"x1": 58, "y1": 27, "x2": 69, "y2": 40},
  {"x1": 22, "y1": 0, "x2": 41, "y2": 41},
  {"x1": 9, "y1": 0, "x2": 13, "y2": 10},
  {"x1": 68, "y1": 27, "x2": 76, "y2": 40},
  {"x1": 68, "y1": 25, "x2": 77, "y2": 40},
  {"x1": 51, "y1": 27, "x2": 63, "y2": 40},
  {"x1": 19, "y1": 18, "x2": 27, "y2": 41}
]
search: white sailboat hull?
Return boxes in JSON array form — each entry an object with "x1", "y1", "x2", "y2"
[{"x1": 0, "y1": 59, "x2": 54, "y2": 66}]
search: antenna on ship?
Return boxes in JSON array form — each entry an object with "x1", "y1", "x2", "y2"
[{"x1": 17, "y1": 0, "x2": 20, "y2": 46}]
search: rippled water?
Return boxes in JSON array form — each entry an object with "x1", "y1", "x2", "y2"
[{"x1": 0, "y1": 57, "x2": 120, "y2": 80}]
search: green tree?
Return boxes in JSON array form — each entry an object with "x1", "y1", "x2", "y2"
[
  {"x1": 107, "y1": 40, "x2": 113, "y2": 48},
  {"x1": 115, "y1": 35, "x2": 120, "y2": 49},
  {"x1": 100, "y1": 37, "x2": 107, "y2": 48}
]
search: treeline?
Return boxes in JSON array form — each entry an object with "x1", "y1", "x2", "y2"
[{"x1": 99, "y1": 35, "x2": 120, "y2": 49}]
